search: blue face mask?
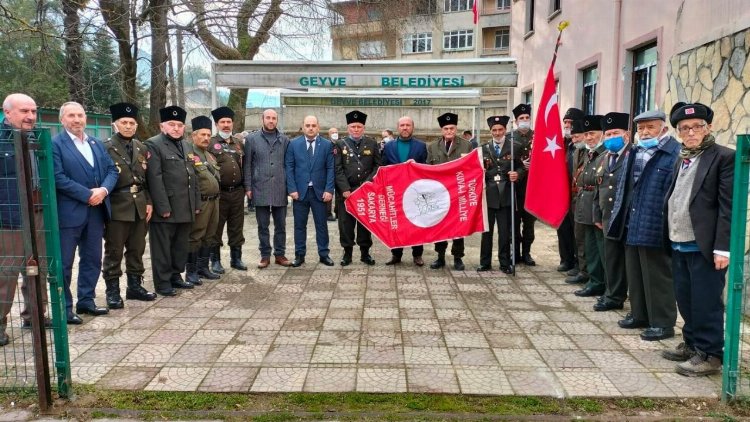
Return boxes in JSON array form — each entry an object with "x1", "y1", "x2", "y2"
[
  {"x1": 639, "y1": 138, "x2": 658, "y2": 149},
  {"x1": 603, "y1": 136, "x2": 625, "y2": 152}
]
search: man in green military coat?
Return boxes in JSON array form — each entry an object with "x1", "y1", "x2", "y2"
[
  {"x1": 186, "y1": 116, "x2": 222, "y2": 285},
  {"x1": 426, "y1": 112, "x2": 473, "y2": 270},
  {"x1": 510, "y1": 103, "x2": 537, "y2": 266},
  {"x1": 101, "y1": 102, "x2": 157, "y2": 308}
]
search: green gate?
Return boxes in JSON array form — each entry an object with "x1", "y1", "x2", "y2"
[{"x1": 0, "y1": 128, "x2": 71, "y2": 408}]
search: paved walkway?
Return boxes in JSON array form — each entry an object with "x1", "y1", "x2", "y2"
[{"x1": 6, "y1": 211, "x2": 724, "y2": 396}]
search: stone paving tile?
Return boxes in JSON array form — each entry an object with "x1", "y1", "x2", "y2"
[
  {"x1": 455, "y1": 366, "x2": 512, "y2": 395},
  {"x1": 506, "y1": 369, "x2": 565, "y2": 397},
  {"x1": 401, "y1": 308, "x2": 437, "y2": 319},
  {"x1": 262, "y1": 344, "x2": 314, "y2": 364},
  {"x1": 362, "y1": 307, "x2": 399, "y2": 319},
  {"x1": 570, "y1": 334, "x2": 623, "y2": 350},
  {"x1": 143, "y1": 329, "x2": 194, "y2": 345},
  {"x1": 304, "y1": 366, "x2": 357, "y2": 392},
  {"x1": 493, "y1": 348, "x2": 547, "y2": 368},
  {"x1": 122, "y1": 344, "x2": 182, "y2": 364},
  {"x1": 363, "y1": 318, "x2": 400, "y2": 332},
  {"x1": 274, "y1": 330, "x2": 320, "y2": 345},
  {"x1": 527, "y1": 334, "x2": 577, "y2": 350},
  {"x1": 217, "y1": 344, "x2": 271, "y2": 363},
  {"x1": 326, "y1": 308, "x2": 361, "y2": 319},
  {"x1": 485, "y1": 334, "x2": 532, "y2": 349},
  {"x1": 612, "y1": 334, "x2": 669, "y2": 351},
  {"x1": 74, "y1": 343, "x2": 136, "y2": 365},
  {"x1": 71, "y1": 363, "x2": 112, "y2": 384},
  {"x1": 251, "y1": 367, "x2": 309, "y2": 392},
  {"x1": 198, "y1": 366, "x2": 258, "y2": 392},
  {"x1": 401, "y1": 318, "x2": 441, "y2": 332},
  {"x1": 201, "y1": 318, "x2": 248, "y2": 330},
  {"x1": 186, "y1": 329, "x2": 237, "y2": 345},
  {"x1": 235, "y1": 331, "x2": 278, "y2": 344},
  {"x1": 241, "y1": 318, "x2": 285, "y2": 331},
  {"x1": 358, "y1": 346, "x2": 404, "y2": 365},
  {"x1": 630, "y1": 350, "x2": 682, "y2": 371},
  {"x1": 146, "y1": 366, "x2": 210, "y2": 391},
  {"x1": 403, "y1": 346, "x2": 452, "y2": 365},
  {"x1": 360, "y1": 331, "x2": 402, "y2": 347},
  {"x1": 170, "y1": 344, "x2": 225, "y2": 363},
  {"x1": 555, "y1": 369, "x2": 621, "y2": 397},
  {"x1": 449, "y1": 347, "x2": 498, "y2": 366},
  {"x1": 311, "y1": 345, "x2": 359, "y2": 364},
  {"x1": 657, "y1": 372, "x2": 721, "y2": 397},
  {"x1": 97, "y1": 366, "x2": 161, "y2": 390},
  {"x1": 604, "y1": 371, "x2": 676, "y2": 397},
  {"x1": 555, "y1": 321, "x2": 605, "y2": 336},
  {"x1": 357, "y1": 368, "x2": 407, "y2": 392},
  {"x1": 444, "y1": 332, "x2": 490, "y2": 348},
  {"x1": 406, "y1": 366, "x2": 460, "y2": 393},
  {"x1": 402, "y1": 332, "x2": 445, "y2": 347},
  {"x1": 317, "y1": 330, "x2": 360, "y2": 346},
  {"x1": 322, "y1": 318, "x2": 361, "y2": 331},
  {"x1": 585, "y1": 350, "x2": 647, "y2": 371},
  {"x1": 538, "y1": 350, "x2": 597, "y2": 369},
  {"x1": 84, "y1": 316, "x2": 130, "y2": 330},
  {"x1": 161, "y1": 317, "x2": 211, "y2": 330}
]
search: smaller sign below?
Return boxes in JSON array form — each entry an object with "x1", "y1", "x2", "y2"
[{"x1": 282, "y1": 96, "x2": 480, "y2": 107}]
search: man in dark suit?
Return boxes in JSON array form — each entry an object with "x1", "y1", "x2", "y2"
[
  {"x1": 52, "y1": 101, "x2": 119, "y2": 324},
  {"x1": 477, "y1": 115, "x2": 523, "y2": 274},
  {"x1": 285, "y1": 115, "x2": 335, "y2": 267},
  {"x1": 144, "y1": 106, "x2": 201, "y2": 296},
  {"x1": 557, "y1": 107, "x2": 584, "y2": 273},
  {"x1": 662, "y1": 103, "x2": 732, "y2": 377},
  {"x1": 382, "y1": 116, "x2": 428, "y2": 266}
]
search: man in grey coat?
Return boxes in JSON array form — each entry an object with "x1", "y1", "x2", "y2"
[{"x1": 244, "y1": 109, "x2": 292, "y2": 268}]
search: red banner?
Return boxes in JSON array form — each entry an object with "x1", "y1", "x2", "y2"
[{"x1": 345, "y1": 148, "x2": 487, "y2": 249}]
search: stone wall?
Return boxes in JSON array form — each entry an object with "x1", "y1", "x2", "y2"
[{"x1": 663, "y1": 29, "x2": 750, "y2": 146}]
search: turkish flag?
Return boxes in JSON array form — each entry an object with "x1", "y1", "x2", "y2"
[
  {"x1": 524, "y1": 65, "x2": 569, "y2": 228},
  {"x1": 472, "y1": 0, "x2": 478, "y2": 24},
  {"x1": 345, "y1": 148, "x2": 487, "y2": 249}
]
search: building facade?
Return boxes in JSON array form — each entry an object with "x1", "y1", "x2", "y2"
[{"x1": 511, "y1": 0, "x2": 750, "y2": 145}]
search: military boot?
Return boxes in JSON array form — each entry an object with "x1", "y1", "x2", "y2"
[
  {"x1": 185, "y1": 252, "x2": 202, "y2": 285},
  {"x1": 230, "y1": 246, "x2": 248, "y2": 270},
  {"x1": 125, "y1": 274, "x2": 157, "y2": 301},
  {"x1": 197, "y1": 247, "x2": 221, "y2": 280},
  {"x1": 210, "y1": 246, "x2": 226, "y2": 274},
  {"x1": 430, "y1": 253, "x2": 445, "y2": 269},
  {"x1": 104, "y1": 279, "x2": 124, "y2": 309},
  {"x1": 0, "y1": 320, "x2": 9, "y2": 347}
]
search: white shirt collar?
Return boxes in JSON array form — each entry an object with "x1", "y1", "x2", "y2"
[{"x1": 66, "y1": 129, "x2": 88, "y2": 144}]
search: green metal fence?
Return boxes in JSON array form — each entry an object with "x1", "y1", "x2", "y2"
[{"x1": 0, "y1": 128, "x2": 71, "y2": 408}]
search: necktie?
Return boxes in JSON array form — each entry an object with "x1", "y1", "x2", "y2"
[
  {"x1": 494, "y1": 144, "x2": 501, "y2": 156},
  {"x1": 125, "y1": 141, "x2": 133, "y2": 159},
  {"x1": 608, "y1": 153, "x2": 617, "y2": 171},
  {"x1": 445, "y1": 141, "x2": 451, "y2": 153},
  {"x1": 307, "y1": 139, "x2": 314, "y2": 159},
  {"x1": 682, "y1": 158, "x2": 691, "y2": 170}
]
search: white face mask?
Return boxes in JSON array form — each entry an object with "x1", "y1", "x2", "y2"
[
  {"x1": 518, "y1": 121, "x2": 531, "y2": 130},
  {"x1": 330, "y1": 133, "x2": 339, "y2": 140},
  {"x1": 218, "y1": 131, "x2": 231, "y2": 140},
  {"x1": 493, "y1": 136, "x2": 505, "y2": 144},
  {"x1": 563, "y1": 128, "x2": 571, "y2": 137}
]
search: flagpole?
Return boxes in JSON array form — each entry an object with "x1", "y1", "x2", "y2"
[
  {"x1": 509, "y1": 119, "x2": 516, "y2": 276},
  {"x1": 550, "y1": 21, "x2": 569, "y2": 69}
]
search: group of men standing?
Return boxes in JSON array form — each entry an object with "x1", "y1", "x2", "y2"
[{"x1": 557, "y1": 103, "x2": 732, "y2": 377}]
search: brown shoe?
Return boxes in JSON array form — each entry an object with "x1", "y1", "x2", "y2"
[
  {"x1": 413, "y1": 256, "x2": 424, "y2": 266},
  {"x1": 676, "y1": 352, "x2": 722, "y2": 377},
  {"x1": 661, "y1": 342, "x2": 695, "y2": 362},
  {"x1": 258, "y1": 257, "x2": 270, "y2": 269},
  {"x1": 274, "y1": 256, "x2": 292, "y2": 267}
]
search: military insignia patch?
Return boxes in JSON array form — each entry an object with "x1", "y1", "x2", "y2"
[
  {"x1": 362, "y1": 149, "x2": 372, "y2": 156},
  {"x1": 213, "y1": 144, "x2": 222, "y2": 151}
]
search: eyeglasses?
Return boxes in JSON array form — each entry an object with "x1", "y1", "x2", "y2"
[{"x1": 678, "y1": 123, "x2": 706, "y2": 134}]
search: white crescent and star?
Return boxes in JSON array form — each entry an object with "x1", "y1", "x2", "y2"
[{"x1": 541, "y1": 92, "x2": 562, "y2": 158}]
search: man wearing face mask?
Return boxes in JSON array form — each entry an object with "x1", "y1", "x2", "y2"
[
  {"x1": 510, "y1": 103, "x2": 536, "y2": 266},
  {"x1": 327, "y1": 127, "x2": 340, "y2": 222},
  {"x1": 572, "y1": 115, "x2": 607, "y2": 298},
  {"x1": 334, "y1": 111, "x2": 380, "y2": 266},
  {"x1": 427, "y1": 112, "x2": 473, "y2": 271},
  {"x1": 208, "y1": 106, "x2": 247, "y2": 274},
  {"x1": 608, "y1": 109, "x2": 680, "y2": 341},
  {"x1": 592, "y1": 112, "x2": 631, "y2": 311},
  {"x1": 101, "y1": 103, "x2": 157, "y2": 309},
  {"x1": 565, "y1": 120, "x2": 590, "y2": 285},
  {"x1": 556, "y1": 107, "x2": 584, "y2": 274},
  {"x1": 477, "y1": 115, "x2": 523, "y2": 274}
]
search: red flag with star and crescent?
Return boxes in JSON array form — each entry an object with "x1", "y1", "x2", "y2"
[{"x1": 524, "y1": 65, "x2": 569, "y2": 228}]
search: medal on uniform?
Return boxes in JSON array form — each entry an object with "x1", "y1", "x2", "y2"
[
  {"x1": 342, "y1": 148, "x2": 348, "y2": 155},
  {"x1": 116, "y1": 164, "x2": 121, "y2": 173},
  {"x1": 362, "y1": 149, "x2": 372, "y2": 156},
  {"x1": 494, "y1": 175, "x2": 501, "y2": 182}
]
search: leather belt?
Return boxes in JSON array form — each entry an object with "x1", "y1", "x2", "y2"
[
  {"x1": 220, "y1": 184, "x2": 243, "y2": 192},
  {"x1": 582, "y1": 185, "x2": 596, "y2": 191},
  {"x1": 117, "y1": 185, "x2": 143, "y2": 193},
  {"x1": 201, "y1": 194, "x2": 219, "y2": 201}
]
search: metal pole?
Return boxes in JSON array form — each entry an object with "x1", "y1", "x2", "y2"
[
  {"x1": 508, "y1": 120, "x2": 516, "y2": 275},
  {"x1": 13, "y1": 130, "x2": 51, "y2": 410}
]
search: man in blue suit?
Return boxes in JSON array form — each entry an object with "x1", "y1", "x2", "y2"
[
  {"x1": 285, "y1": 115, "x2": 335, "y2": 267},
  {"x1": 52, "y1": 102, "x2": 119, "y2": 324},
  {"x1": 382, "y1": 116, "x2": 428, "y2": 266}
]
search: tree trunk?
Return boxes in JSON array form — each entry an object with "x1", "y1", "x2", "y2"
[
  {"x1": 61, "y1": 0, "x2": 85, "y2": 106},
  {"x1": 148, "y1": 0, "x2": 170, "y2": 134},
  {"x1": 176, "y1": 29, "x2": 185, "y2": 107},
  {"x1": 227, "y1": 88, "x2": 249, "y2": 133}
]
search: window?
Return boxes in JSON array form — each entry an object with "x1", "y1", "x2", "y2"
[
  {"x1": 581, "y1": 65, "x2": 597, "y2": 115},
  {"x1": 416, "y1": 0, "x2": 438, "y2": 14},
  {"x1": 632, "y1": 43, "x2": 657, "y2": 116},
  {"x1": 523, "y1": 90, "x2": 533, "y2": 108},
  {"x1": 366, "y1": 8, "x2": 383, "y2": 21},
  {"x1": 444, "y1": 0, "x2": 474, "y2": 12},
  {"x1": 497, "y1": 0, "x2": 511, "y2": 10},
  {"x1": 403, "y1": 33, "x2": 432, "y2": 54},
  {"x1": 549, "y1": 0, "x2": 561, "y2": 15},
  {"x1": 358, "y1": 41, "x2": 386, "y2": 58},
  {"x1": 525, "y1": 0, "x2": 535, "y2": 33},
  {"x1": 494, "y1": 28, "x2": 509, "y2": 50},
  {"x1": 443, "y1": 30, "x2": 474, "y2": 50}
]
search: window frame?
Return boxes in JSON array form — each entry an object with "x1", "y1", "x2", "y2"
[
  {"x1": 443, "y1": 29, "x2": 474, "y2": 51},
  {"x1": 402, "y1": 32, "x2": 433, "y2": 54},
  {"x1": 444, "y1": 0, "x2": 475, "y2": 13},
  {"x1": 493, "y1": 28, "x2": 510, "y2": 51},
  {"x1": 581, "y1": 65, "x2": 598, "y2": 115}
]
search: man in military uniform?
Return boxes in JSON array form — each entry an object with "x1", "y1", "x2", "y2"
[
  {"x1": 327, "y1": 127, "x2": 340, "y2": 222},
  {"x1": 426, "y1": 112, "x2": 473, "y2": 270},
  {"x1": 565, "y1": 119, "x2": 590, "y2": 284},
  {"x1": 334, "y1": 110, "x2": 380, "y2": 266},
  {"x1": 573, "y1": 115, "x2": 607, "y2": 298},
  {"x1": 101, "y1": 102, "x2": 157, "y2": 309},
  {"x1": 208, "y1": 106, "x2": 247, "y2": 273},
  {"x1": 556, "y1": 107, "x2": 584, "y2": 273},
  {"x1": 186, "y1": 116, "x2": 221, "y2": 285},
  {"x1": 145, "y1": 106, "x2": 200, "y2": 296},
  {"x1": 510, "y1": 103, "x2": 536, "y2": 266},
  {"x1": 477, "y1": 115, "x2": 524, "y2": 274},
  {"x1": 593, "y1": 112, "x2": 631, "y2": 311}
]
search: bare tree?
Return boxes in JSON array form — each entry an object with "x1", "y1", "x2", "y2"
[{"x1": 61, "y1": 0, "x2": 87, "y2": 104}]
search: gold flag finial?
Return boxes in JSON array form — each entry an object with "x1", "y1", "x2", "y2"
[{"x1": 558, "y1": 21, "x2": 570, "y2": 32}]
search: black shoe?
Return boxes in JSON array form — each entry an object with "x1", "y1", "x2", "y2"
[
  {"x1": 292, "y1": 255, "x2": 305, "y2": 267},
  {"x1": 0, "y1": 331, "x2": 8, "y2": 346},
  {"x1": 66, "y1": 312, "x2": 83, "y2": 325},
  {"x1": 230, "y1": 247, "x2": 248, "y2": 270},
  {"x1": 76, "y1": 303, "x2": 109, "y2": 316},
  {"x1": 640, "y1": 326, "x2": 675, "y2": 341},
  {"x1": 565, "y1": 273, "x2": 589, "y2": 284},
  {"x1": 557, "y1": 263, "x2": 575, "y2": 272},
  {"x1": 500, "y1": 265, "x2": 513, "y2": 274},
  {"x1": 453, "y1": 258, "x2": 465, "y2": 271},
  {"x1": 340, "y1": 255, "x2": 352, "y2": 266},
  {"x1": 618, "y1": 313, "x2": 649, "y2": 329},
  {"x1": 522, "y1": 255, "x2": 536, "y2": 266},
  {"x1": 171, "y1": 279, "x2": 194, "y2": 289},
  {"x1": 593, "y1": 300, "x2": 624, "y2": 312},
  {"x1": 429, "y1": 257, "x2": 445, "y2": 269},
  {"x1": 104, "y1": 279, "x2": 124, "y2": 309},
  {"x1": 574, "y1": 286, "x2": 604, "y2": 297},
  {"x1": 566, "y1": 268, "x2": 580, "y2": 277},
  {"x1": 125, "y1": 274, "x2": 157, "y2": 301},
  {"x1": 327, "y1": 215, "x2": 336, "y2": 222},
  {"x1": 385, "y1": 256, "x2": 402, "y2": 265},
  {"x1": 476, "y1": 265, "x2": 492, "y2": 272},
  {"x1": 156, "y1": 288, "x2": 177, "y2": 297},
  {"x1": 320, "y1": 255, "x2": 335, "y2": 266},
  {"x1": 21, "y1": 318, "x2": 52, "y2": 329},
  {"x1": 197, "y1": 248, "x2": 221, "y2": 280},
  {"x1": 210, "y1": 246, "x2": 226, "y2": 274},
  {"x1": 360, "y1": 255, "x2": 376, "y2": 266}
]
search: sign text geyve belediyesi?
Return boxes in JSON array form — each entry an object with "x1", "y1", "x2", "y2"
[{"x1": 298, "y1": 75, "x2": 466, "y2": 88}]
